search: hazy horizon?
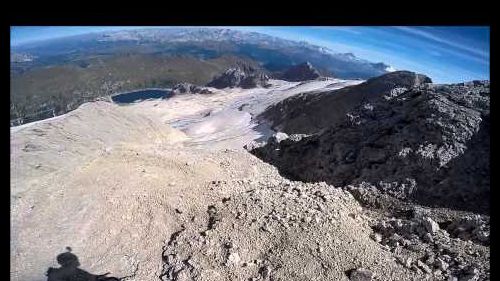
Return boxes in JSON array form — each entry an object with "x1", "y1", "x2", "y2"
[{"x1": 10, "y1": 26, "x2": 490, "y2": 83}]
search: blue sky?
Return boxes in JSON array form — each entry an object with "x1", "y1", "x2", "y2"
[{"x1": 11, "y1": 26, "x2": 489, "y2": 83}]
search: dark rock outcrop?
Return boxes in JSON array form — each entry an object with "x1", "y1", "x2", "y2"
[
  {"x1": 206, "y1": 65, "x2": 270, "y2": 89},
  {"x1": 260, "y1": 71, "x2": 432, "y2": 134},
  {"x1": 171, "y1": 83, "x2": 213, "y2": 95},
  {"x1": 252, "y1": 80, "x2": 490, "y2": 213},
  {"x1": 279, "y1": 62, "x2": 322, "y2": 82}
]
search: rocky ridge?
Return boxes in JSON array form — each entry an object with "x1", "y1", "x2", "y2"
[
  {"x1": 278, "y1": 62, "x2": 322, "y2": 82},
  {"x1": 206, "y1": 65, "x2": 270, "y2": 89},
  {"x1": 252, "y1": 80, "x2": 490, "y2": 214},
  {"x1": 260, "y1": 71, "x2": 432, "y2": 134}
]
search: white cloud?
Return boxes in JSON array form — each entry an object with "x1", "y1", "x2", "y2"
[{"x1": 385, "y1": 66, "x2": 397, "y2": 72}]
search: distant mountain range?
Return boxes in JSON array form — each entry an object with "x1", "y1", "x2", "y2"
[{"x1": 12, "y1": 28, "x2": 393, "y2": 79}]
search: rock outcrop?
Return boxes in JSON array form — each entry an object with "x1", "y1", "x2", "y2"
[
  {"x1": 279, "y1": 62, "x2": 322, "y2": 82},
  {"x1": 252, "y1": 80, "x2": 490, "y2": 213},
  {"x1": 260, "y1": 71, "x2": 432, "y2": 134},
  {"x1": 206, "y1": 66, "x2": 270, "y2": 89},
  {"x1": 171, "y1": 82, "x2": 213, "y2": 95}
]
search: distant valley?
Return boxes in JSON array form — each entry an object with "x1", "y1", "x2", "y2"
[{"x1": 10, "y1": 28, "x2": 392, "y2": 126}]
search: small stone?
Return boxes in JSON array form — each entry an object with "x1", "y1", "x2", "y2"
[
  {"x1": 166, "y1": 254, "x2": 177, "y2": 264},
  {"x1": 404, "y1": 257, "x2": 413, "y2": 268},
  {"x1": 260, "y1": 224, "x2": 272, "y2": 232},
  {"x1": 423, "y1": 232, "x2": 434, "y2": 243},
  {"x1": 302, "y1": 217, "x2": 312, "y2": 224},
  {"x1": 424, "y1": 254, "x2": 435, "y2": 265},
  {"x1": 259, "y1": 265, "x2": 271, "y2": 279},
  {"x1": 175, "y1": 269, "x2": 191, "y2": 281},
  {"x1": 226, "y1": 252, "x2": 240, "y2": 266},
  {"x1": 422, "y1": 217, "x2": 440, "y2": 234},
  {"x1": 349, "y1": 268, "x2": 374, "y2": 281},
  {"x1": 441, "y1": 255, "x2": 452, "y2": 262},
  {"x1": 435, "y1": 258, "x2": 449, "y2": 271},
  {"x1": 370, "y1": 233, "x2": 382, "y2": 243},
  {"x1": 186, "y1": 257, "x2": 197, "y2": 268},
  {"x1": 394, "y1": 219, "x2": 403, "y2": 229},
  {"x1": 417, "y1": 260, "x2": 432, "y2": 274},
  {"x1": 224, "y1": 241, "x2": 233, "y2": 249}
]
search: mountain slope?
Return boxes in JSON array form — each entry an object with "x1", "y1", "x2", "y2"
[
  {"x1": 260, "y1": 71, "x2": 432, "y2": 134},
  {"x1": 11, "y1": 80, "x2": 423, "y2": 281},
  {"x1": 278, "y1": 61, "x2": 322, "y2": 82}
]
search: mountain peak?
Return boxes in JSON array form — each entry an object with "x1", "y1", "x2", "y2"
[
  {"x1": 280, "y1": 62, "x2": 323, "y2": 82},
  {"x1": 206, "y1": 66, "x2": 270, "y2": 89},
  {"x1": 366, "y1": 70, "x2": 432, "y2": 86}
]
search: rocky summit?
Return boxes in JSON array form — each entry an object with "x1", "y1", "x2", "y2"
[
  {"x1": 279, "y1": 61, "x2": 322, "y2": 82},
  {"x1": 260, "y1": 71, "x2": 433, "y2": 134},
  {"x1": 206, "y1": 65, "x2": 270, "y2": 89}
]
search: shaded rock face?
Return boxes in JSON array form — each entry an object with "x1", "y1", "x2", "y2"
[
  {"x1": 260, "y1": 71, "x2": 432, "y2": 134},
  {"x1": 172, "y1": 83, "x2": 213, "y2": 95},
  {"x1": 279, "y1": 62, "x2": 322, "y2": 82},
  {"x1": 206, "y1": 65, "x2": 270, "y2": 89},
  {"x1": 252, "y1": 80, "x2": 490, "y2": 213}
]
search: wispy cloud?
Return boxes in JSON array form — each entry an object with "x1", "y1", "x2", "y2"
[
  {"x1": 426, "y1": 43, "x2": 489, "y2": 65},
  {"x1": 313, "y1": 27, "x2": 364, "y2": 35},
  {"x1": 395, "y1": 26, "x2": 489, "y2": 59}
]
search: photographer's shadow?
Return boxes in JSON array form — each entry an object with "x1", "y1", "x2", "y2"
[{"x1": 46, "y1": 247, "x2": 120, "y2": 281}]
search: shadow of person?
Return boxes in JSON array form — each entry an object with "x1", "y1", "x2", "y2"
[{"x1": 46, "y1": 247, "x2": 120, "y2": 281}]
